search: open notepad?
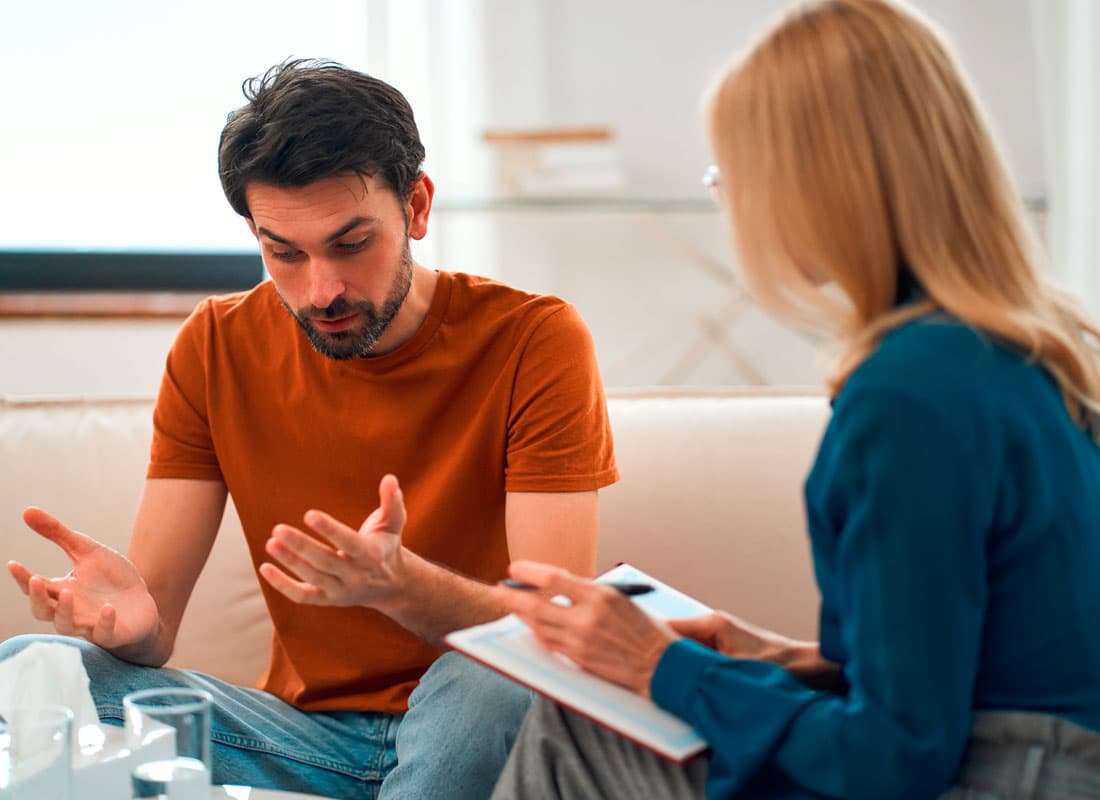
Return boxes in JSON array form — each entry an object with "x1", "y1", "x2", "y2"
[{"x1": 445, "y1": 564, "x2": 711, "y2": 763}]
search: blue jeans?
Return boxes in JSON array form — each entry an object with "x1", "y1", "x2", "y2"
[{"x1": 0, "y1": 635, "x2": 532, "y2": 800}]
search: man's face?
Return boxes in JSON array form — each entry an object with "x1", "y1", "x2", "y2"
[{"x1": 246, "y1": 174, "x2": 416, "y2": 360}]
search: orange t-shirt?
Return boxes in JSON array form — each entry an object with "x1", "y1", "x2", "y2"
[{"x1": 147, "y1": 272, "x2": 618, "y2": 713}]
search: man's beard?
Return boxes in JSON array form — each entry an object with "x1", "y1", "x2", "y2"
[{"x1": 281, "y1": 243, "x2": 415, "y2": 360}]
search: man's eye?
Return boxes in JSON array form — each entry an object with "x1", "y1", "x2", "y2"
[
  {"x1": 271, "y1": 249, "x2": 299, "y2": 261},
  {"x1": 336, "y1": 238, "x2": 369, "y2": 252}
]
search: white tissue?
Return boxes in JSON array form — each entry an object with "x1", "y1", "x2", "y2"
[
  {"x1": 0, "y1": 641, "x2": 99, "y2": 735},
  {"x1": 0, "y1": 641, "x2": 174, "y2": 800}
]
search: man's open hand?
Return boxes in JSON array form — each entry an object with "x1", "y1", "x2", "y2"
[
  {"x1": 8, "y1": 508, "x2": 160, "y2": 649},
  {"x1": 260, "y1": 473, "x2": 409, "y2": 609}
]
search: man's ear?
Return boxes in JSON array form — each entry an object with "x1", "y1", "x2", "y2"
[{"x1": 405, "y1": 173, "x2": 434, "y2": 241}]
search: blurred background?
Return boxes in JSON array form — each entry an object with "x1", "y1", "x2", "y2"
[{"x1": 1, "y1": 0, "x2": 1096, "y2": 395}]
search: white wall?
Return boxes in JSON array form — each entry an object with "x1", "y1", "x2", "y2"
[
  {"x1": 526, "y1": 0, "x2": 1044, "y2": 199},
  {"x1": 0, "y1": 320, "x2": 179, "y2": 398}
]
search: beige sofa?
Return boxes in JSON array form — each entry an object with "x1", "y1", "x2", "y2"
[{"x1": 0, "y1": 388, "x2": 830, "y2": 687}]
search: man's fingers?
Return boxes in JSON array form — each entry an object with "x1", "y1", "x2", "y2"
[
  {"x1": 54, "y1": 589, "x2": 78, "y2": 636},
  {"x1": 271, "y1": 526, "x2": 347, "y2": 573},
  {"x1": 299, "y1": 474, "x2": 407, "y2": 555},
  {"x1": 22, "y1": 508, "x2": 99, "y2": 559},
  {"x1": 301, "y1": 511, "x2": 361, "y2": 554},
  {"x1": 28, "y1": 576, "x2": 58, "y2": 622},
  {"x1": 266, "y1": 531, "x2": 344, "y2": 592},
  {"x1": 258, "y1": 563, "x2": 327, "y2": 605},
  {"x1": 374, "y1": 474, "x2": 406, "y2": 535},
  {"x1": 91, "y1": 604, "x2": 118, "y2": 647},
  {"x1": 7, "y1": 561, "x2": 33, "y2": 595}
]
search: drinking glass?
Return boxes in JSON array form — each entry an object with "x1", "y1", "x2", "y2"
[
  {"x1": 123, "y1": 688, "x2": 212, "y2": 799},
  {"x1": 0, "y1": 704, "x2": 74, "y2": 800},
  {"x1": 130, "y1": 756, "x2": 210, "y2": 800}
]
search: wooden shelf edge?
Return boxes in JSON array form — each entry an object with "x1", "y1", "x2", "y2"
[{"x1": 0, "y1": 292, "x2": 211, "y2": 319}]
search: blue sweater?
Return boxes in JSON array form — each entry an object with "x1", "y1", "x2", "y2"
[{"x1": 650, "y1": 315, "x2": 1100, "y2": 799}]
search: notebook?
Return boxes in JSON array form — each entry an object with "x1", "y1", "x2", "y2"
[{"x1": 444, "y1": 563, "x2": 711, "y2": 763}]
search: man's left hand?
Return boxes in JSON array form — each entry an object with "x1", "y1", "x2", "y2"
[{"x1": 259, "y1": 473, "x2": 407, "y2": 609}]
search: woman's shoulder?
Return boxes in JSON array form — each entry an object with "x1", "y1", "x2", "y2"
[{"x1": 850, "y1": 313, "x2": 1019, "y2": 396}]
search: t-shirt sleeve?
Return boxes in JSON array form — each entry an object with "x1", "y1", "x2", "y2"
[
  {"x1": 504, "y1": 304, "x2": 618, "y2": 492},
  {"x1": 146, "y1": 300, "x2": 224, "y2": 482}
]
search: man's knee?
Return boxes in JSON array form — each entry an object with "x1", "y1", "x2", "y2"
[
  {"x1": 415, "y1": 652, "x2": 532, "y2": 725},
  {"x1": 383, "y1": 653, "x2": 534, "y2": 798},
  {"x1": 405, "y1": 651, "x2": 533, "y2": 753}
]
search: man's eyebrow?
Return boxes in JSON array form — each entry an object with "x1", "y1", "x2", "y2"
[
  {"x1": 324, "y1": 216, "x2": 379, "y2": 242},
  {"x1": 256, "y1": 216, "x2": 380, "y2": 246},
  {"x1": 256, "y1": 226, "x2": 292, "y2": 245}
]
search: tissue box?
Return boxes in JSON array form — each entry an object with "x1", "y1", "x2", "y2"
[
  {"x1": 76, "y1": 723, "x2": 174, "y2": 800},
  {"x1": 0, "y1": 642, "x2": 177, "y2": 798}
]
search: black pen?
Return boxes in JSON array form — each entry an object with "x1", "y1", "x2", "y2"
[{"x1": 500, "y1": 578, "x2": 655, "y2": 597}]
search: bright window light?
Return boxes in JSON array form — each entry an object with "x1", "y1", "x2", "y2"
[{"x1": 1, "y1": 0, "x2": 369, "y2": 253}]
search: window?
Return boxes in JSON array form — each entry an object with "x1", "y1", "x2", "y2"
[{"x1": 1, "y1": 0, "x2": 369, "y2": 291}]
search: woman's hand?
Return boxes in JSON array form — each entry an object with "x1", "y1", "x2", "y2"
[
  {"x1": 492, "y1": 560, "x2": 680, "y2": 698},
  {"x1": 671, "y1": 611, "x2": 842, "y2": 688},
  {"x1": 668, "y1": 611, "x2": 796, "y2": 662}
]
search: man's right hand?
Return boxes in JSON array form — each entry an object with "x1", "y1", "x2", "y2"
[{"x1": 7, "y1": 507, "x2": 160, "y2": 651}]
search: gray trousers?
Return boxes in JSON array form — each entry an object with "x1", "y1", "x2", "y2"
[{"x1": 491, "y1": 699, "x2": 1100, "y2": 799}]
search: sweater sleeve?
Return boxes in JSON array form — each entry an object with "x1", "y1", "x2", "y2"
[{"x1": 651, "y1": 386, "x2": 993, "y2": 800}]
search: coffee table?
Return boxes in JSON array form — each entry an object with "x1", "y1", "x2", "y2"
[{"x1": 213, "y1": 787, "x2": 334, "y2": 799}]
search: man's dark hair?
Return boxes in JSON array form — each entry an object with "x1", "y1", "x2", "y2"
[{"x1": 218, "y1": 59, "x2": 426, "y2": 218}]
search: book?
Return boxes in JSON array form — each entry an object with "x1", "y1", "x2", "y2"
[{"x1": 445, "y1": 563, "x2": 711, "y2": 763}]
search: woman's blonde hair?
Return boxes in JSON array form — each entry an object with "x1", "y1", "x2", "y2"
[{"x1": 706, "y1": 0, "x2": 1100, "y2": 434}]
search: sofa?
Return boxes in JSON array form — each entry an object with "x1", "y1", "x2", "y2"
[{"x1": 0, "y1": 388, "x2": 830, "y2": 687}]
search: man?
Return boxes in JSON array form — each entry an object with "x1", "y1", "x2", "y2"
[{"x1": 1, "y1": 60, "x2": 617, "y2": 799}]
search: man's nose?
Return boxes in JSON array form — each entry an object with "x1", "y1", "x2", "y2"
[{"x1": 306, "y1": 259, "x2": 348, "y2": 310}]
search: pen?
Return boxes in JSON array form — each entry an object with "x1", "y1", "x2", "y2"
[{"x1": 500, "y1": 578, "x2": 655, "y2": 596}]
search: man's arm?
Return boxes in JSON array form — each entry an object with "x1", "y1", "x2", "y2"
[
  {"x1": 113, "y1": 479, "x2": 227, "y2": 665},
  {"x1": 259, "y1": 476, "x2": 599, "y2": 648},
  {"x1": 381, "y1": 489, "x2": 599, "y2": 644},
  {"x1": 504, "y1": 490, "x2": 598, "y2": 577}
]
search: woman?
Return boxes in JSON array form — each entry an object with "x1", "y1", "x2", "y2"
[{"x1": 489, "y1": 1, "x2": 1100, "y2": 798}]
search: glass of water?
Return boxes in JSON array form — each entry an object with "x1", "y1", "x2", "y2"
[
  {"x1": 0, "y1": 704, "x2": 74, "y2": 800},
  {"x1": 123, "y1": 688, "x2": 213, "y2": 799}
]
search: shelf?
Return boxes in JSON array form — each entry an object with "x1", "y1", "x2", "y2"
[
  {"x1": 433, "y1": 196, "x2": 718, "y2": 213},
  {"x1": 0, "y1": 291, "x2": 207, "y2": 319},
  {"x1": 434, "y1": 194, "x2": 1047, "y2": 213}
]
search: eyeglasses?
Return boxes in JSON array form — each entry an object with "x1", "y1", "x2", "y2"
[{"x1": 702, "y1": 164, "x2": 720, "y2": 204}]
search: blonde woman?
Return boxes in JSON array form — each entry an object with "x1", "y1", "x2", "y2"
[{"x1": 489, "y1": 1, "x2": 1100, "y2": 798}]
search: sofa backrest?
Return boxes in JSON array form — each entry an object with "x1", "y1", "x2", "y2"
[
  {"x1": 0, "y1": 389, "x2": 830, "y2": 685},
  {"x1": 598, "y1": 389, "x2": 829, "y2": 640}
]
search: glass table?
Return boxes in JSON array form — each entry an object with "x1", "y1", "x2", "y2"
[{"x1": 213, "y1": 787, "x2": 333, "y2": 800}]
